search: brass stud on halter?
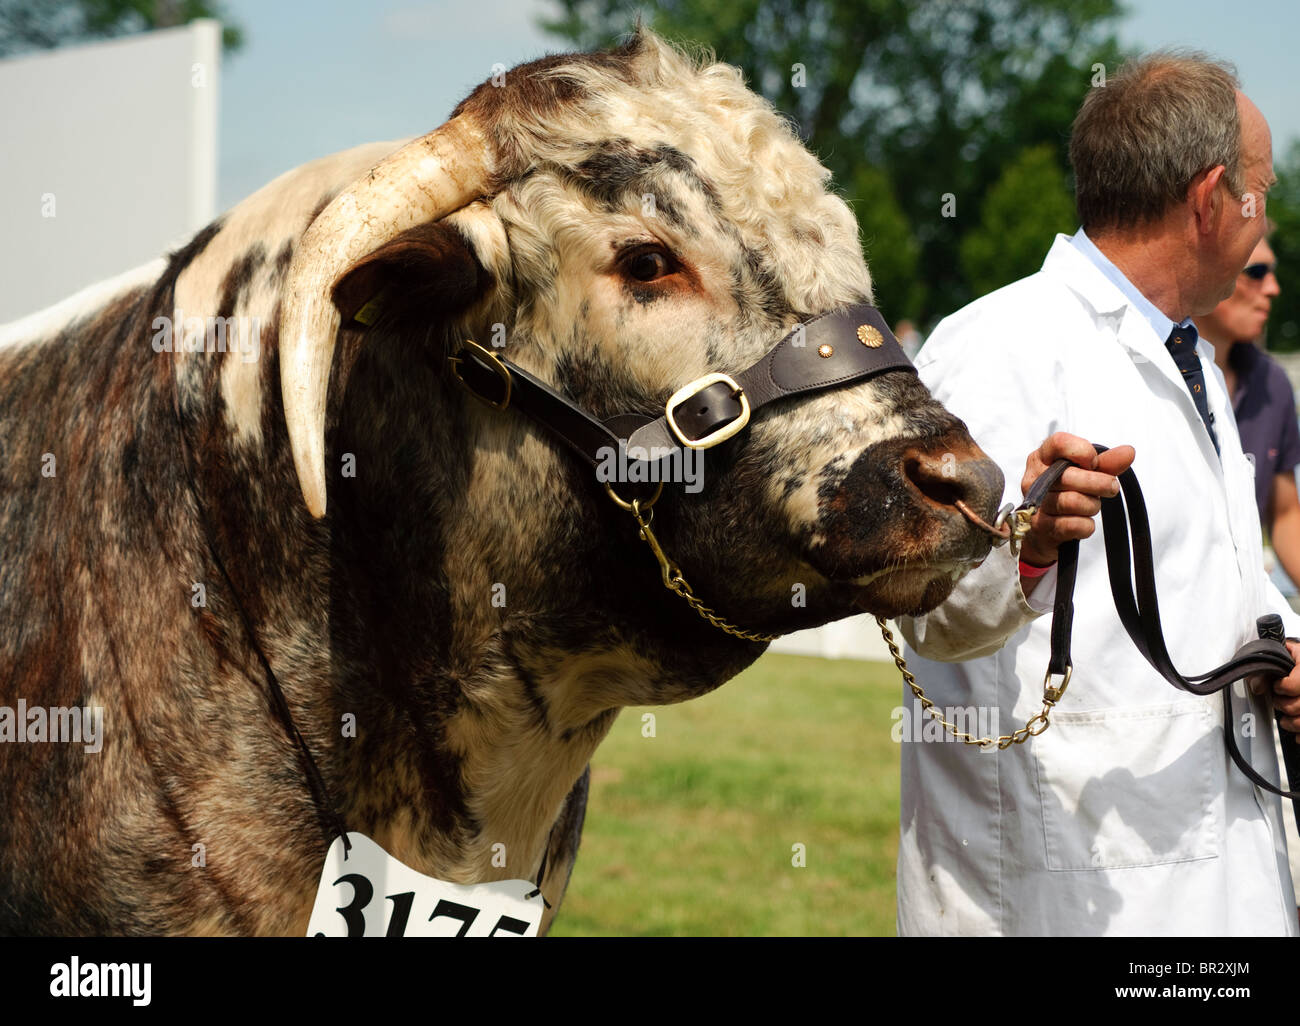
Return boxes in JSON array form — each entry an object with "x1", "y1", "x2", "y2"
[{"x1": 857, "y1": 324, "x2": 884, "y2": 348}]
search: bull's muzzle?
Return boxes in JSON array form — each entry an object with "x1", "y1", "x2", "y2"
[{"x1": 808, "y1": 430, "x2": 1005, "y2": 590}]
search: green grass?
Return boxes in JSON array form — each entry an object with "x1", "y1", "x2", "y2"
[{"x1": 549, "y1": 652, "x2": 903, "y2": 936}]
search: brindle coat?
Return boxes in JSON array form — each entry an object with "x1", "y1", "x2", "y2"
[{"x1": 0, "y1": 31, "x2": 999, "y2": 935}]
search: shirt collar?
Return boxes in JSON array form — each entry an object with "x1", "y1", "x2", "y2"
[{"x1": 1069, "y1": 228, "x2": 1194, "y2": 342}]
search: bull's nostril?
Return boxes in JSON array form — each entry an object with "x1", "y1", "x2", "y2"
[
  {"x1": 904, "y1": 455, "x2": 965, "y2": 509},
  {"x1": 900, "y1": 446, "x2": 1004, "y2": 527}
]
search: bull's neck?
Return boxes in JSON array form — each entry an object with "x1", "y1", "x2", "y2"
[
  {"x1": 176, "y1": 341, "x2": 621, "y2": 894},
  {"x1": 318, "y1": 418, "x2": 624, "y2": 889},
  {"x1": 183, "y1": 333, "x2": 755, "y2": 894}
]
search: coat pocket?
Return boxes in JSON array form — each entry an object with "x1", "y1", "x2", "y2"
[{"x1": 1034, "y1": 700, "x2": 1220, "y2": 870}]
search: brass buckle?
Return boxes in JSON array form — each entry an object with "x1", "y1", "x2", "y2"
[
  {"x1": 448, "y1": 340, "x2": 512, "y2": 412},
  {"x1": 1043, "y1": 664, "x2": 1072, "y2": 704},
  {"x1": 665, "y1": 373, "x2": 750, "y2": 450}
]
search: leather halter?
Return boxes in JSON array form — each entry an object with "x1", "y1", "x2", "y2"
[
  {"x1": 445, "y1": 302, "x2": 918, "y2": 642},
  {"x1": 447, "y1": 303, "x2": 915, "y2": 499}
]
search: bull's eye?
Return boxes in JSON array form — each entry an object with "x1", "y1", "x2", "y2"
[{"x1": 623, "y1": 247, "x2": 673, "y2": 282}]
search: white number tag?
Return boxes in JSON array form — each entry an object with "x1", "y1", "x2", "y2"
[{"x1": 306, "y1": 832, "x2": 543, "y2": 937}]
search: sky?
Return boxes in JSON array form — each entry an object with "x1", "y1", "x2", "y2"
[
  {"x1": 216, "y1": 0, "x2": 1300, "y2": 211},
  {"x1": 1116, "y1": 1, "x2": 1298, "y2": 158},
  {"x1": 217, "y1": 0, "x2": 558, "y2": 209}
]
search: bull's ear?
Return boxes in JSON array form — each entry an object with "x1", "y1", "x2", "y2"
[{"x1": 330, "y1": 220, "x2": 491, "y2": 330}]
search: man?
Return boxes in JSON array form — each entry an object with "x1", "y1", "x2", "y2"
[
  {"x1": 1194, "y1": 236, "x2": 1300, "y2": 586},
  {"x1": 896, "y1": 52, "x2": 1300, "y2": 935}
]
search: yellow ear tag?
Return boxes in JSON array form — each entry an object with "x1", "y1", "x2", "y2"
[{"x1": 352, "y1": 290, "x2": 389, "y2": 327}]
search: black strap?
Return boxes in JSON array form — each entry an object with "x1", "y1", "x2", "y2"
[
  {"x1": 1044, "y1": 447, "x2": 1300, "y2": 802},
  {"x1": 1016, "y1": 458, "x2": 1078, "y2": 679},
  {"x1": 524, "y1": 845, "x2": 553, "y2": 910},
  {"x1": 451, "y1": 304, "x2": 915, "y2": 481},
  {"x1": 452, "y1": 352, "x2": 624, "y2": 470},
  {"x1": 627, "y1": 305, "x2": 913, "y2": 453}
]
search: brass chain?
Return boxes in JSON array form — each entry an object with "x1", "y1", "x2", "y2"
[
  {"x1": 624, "y1": 498, "x2": 780, "y2": 643},
  {"x1": 614, "y1": 485, "x2": 1066, "y2": 726},
  {"x1": 875, "y1": 615, "x2": 1065, "y2": 749}
]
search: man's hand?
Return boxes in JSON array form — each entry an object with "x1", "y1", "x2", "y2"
[
  {"x1": 1018, "y1": 432, "x2": 1138, "y2": 570},
  {"x1": 1271, "y1": 640, "x2": 1300, "y2": 731}
]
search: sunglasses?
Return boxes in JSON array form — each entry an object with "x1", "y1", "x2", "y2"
[{"x1": 1242, "y1": 262, "x2": 1277, "y2": 280}]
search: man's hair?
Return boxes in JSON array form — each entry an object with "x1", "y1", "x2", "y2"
[{"x1": 1070, "y1": 51, "x2": 1243, "y2": 233}]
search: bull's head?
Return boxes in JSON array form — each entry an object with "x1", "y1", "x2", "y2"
[{"x1": 277, "y1": 31, "x2": 1001, "y2": 685}]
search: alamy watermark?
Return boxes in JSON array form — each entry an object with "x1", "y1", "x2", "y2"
[
  {"x1": 891, "y1": 698, "x2": 998, "y2": 745},
  {"x1": 50, "y1": 957, "x2": 150, "y2": 1005},
  {"x1": 595, "y1": 440, "x2": 704, "y2": 494},
  {"x1": 151, "y1": 310, "x2": 261, "y2": 364},
  {"x1": 0, "y1": 700, "x2": 103, "y2": 753}
]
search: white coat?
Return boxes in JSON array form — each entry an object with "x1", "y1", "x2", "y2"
[{"x1": 896, "y1": 234, "x2": 1300, "y2": 936}]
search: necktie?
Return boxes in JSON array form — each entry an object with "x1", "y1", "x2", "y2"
[{"x1": 1165, "y1": 324, "x2": 1219, "y2": 455}]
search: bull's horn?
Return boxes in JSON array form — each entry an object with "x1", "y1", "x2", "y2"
[{"x1": 279, "y1": 116, "x2": 492, "y2": 517}]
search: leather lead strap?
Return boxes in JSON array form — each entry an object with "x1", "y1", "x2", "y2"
[
  {"x1": 1047, "y1": 446, "x2": 1300, "y2": 802},
  {"x1": 1048, "y1": 537, "x2": 1078, "y2": 679},
  {"x1": 1017, "y1": 457, "x2": 1078, "y2": 680}
]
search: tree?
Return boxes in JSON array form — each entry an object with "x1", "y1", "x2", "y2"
[
  {"x1": 849, "y1": 163, "x2": 923, "y2": 323},
  {"x1": 0, "y1": 0, "x2": 243, "y2": 57},
  {"x1": 540, "y1": 0, "x2": 1126, "y2": 325},
  {"x1": 1266, "y1": 140, "x2": 1300, "y2": 352},
  {"x1": 959, "y1": 143, "x2": 1076, "y2": 299}
]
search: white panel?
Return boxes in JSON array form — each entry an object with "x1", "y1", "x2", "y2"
[
  {"x1": 769, "y1": 614, "x2": 892, "y2": 662},
  {"x1": 0, "y1": 21, "x2": 219, "y2": 323}
]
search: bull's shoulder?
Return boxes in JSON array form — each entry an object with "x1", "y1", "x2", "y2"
[
  {"x1": 163, "y1": 140, "x2": 412, "y2": 450},
  {"x1": 173, "y1": 139, "x2": 410, "y2": 321}
]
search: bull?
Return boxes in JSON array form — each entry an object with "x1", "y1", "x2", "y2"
[{"x1": 0, "y1": 29, "x2": 1001, "y2": 935}]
